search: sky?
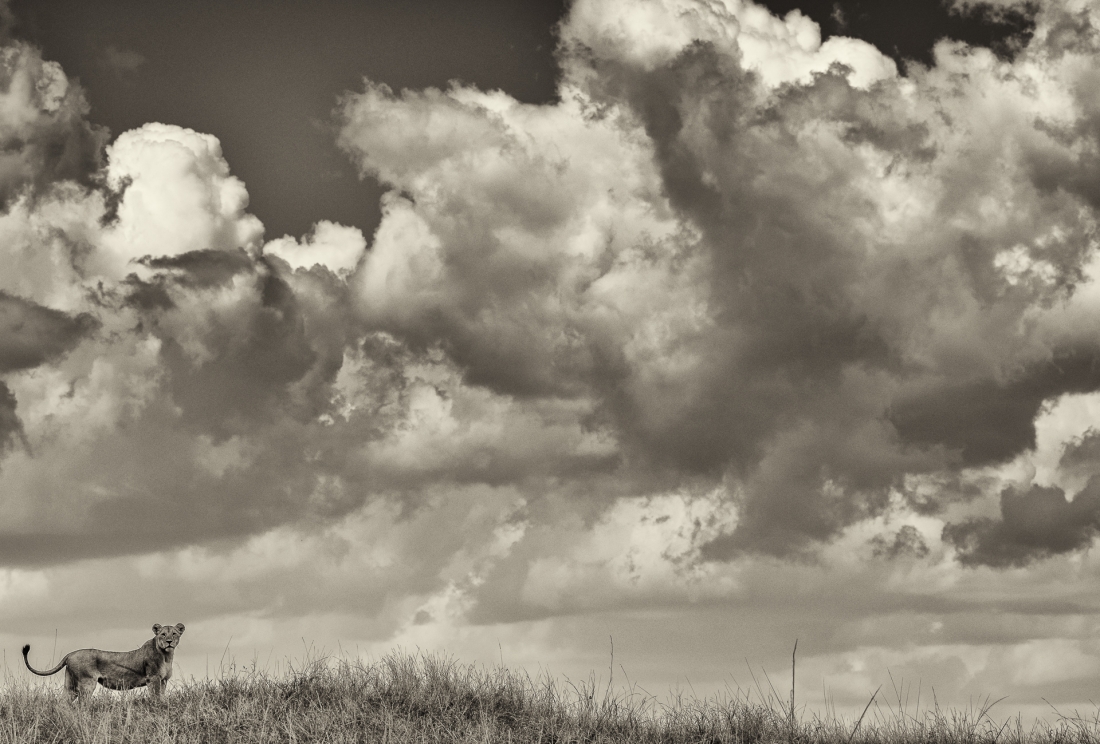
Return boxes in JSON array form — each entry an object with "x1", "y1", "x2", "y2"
[{"x1": 3, "y1": 0, "x2": 1100, "y2": 725}]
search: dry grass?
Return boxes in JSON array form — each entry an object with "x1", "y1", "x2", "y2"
[{"x1": 1, "y1": 650, "x2": 1098, "y2": 743}]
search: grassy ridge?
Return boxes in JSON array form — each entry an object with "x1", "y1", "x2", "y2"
[{"x1": 1, "y1": 651, "x2": 1098, "y2": 743}]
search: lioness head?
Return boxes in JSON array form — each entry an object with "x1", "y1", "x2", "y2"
[{"x1": 152, "y1": 623, "x2": 185, "y2": 652}]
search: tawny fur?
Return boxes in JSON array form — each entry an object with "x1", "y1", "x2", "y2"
[{"x1": 23, "y1": 623, "x2": 185, "y2": 700}]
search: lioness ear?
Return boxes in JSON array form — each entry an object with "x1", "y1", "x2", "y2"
[
  {"x1": 175, "y1": 623, "x2": 186, "y2": 634},
  {"x1": 152, "y1": 624, "x2": 162, "y2": 634}
]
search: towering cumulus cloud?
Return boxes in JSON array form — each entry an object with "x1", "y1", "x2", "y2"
[
  {"x1": 4, "y1": 0, "x2": 1100, "y2": 709},
  {"x1": 339, "y1": 0, "x2": 1100, "y2": 562}
]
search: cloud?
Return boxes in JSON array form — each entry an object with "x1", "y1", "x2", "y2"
[
  {"x1": 1057, "y1": 427, "x2": 1100, "y2": 488},
  {"x1": 264, "y1": 220, "x2": 366, "y2": 274},
  {"x1": 561, "y1": 0, "x2": 897, "y2": 88},
  {"x1": 0, "y1": 291, "x2": 96, "y2": 373},
  {"x1": 945, "y1": 481, "x2": 1100, "y2": 566},
  {"x1": 339, "y1": 81, "x2": 693, "y2": 402},
  {"x1": 0, "y1": 115, "x2": 364, "y2": 563},
  {"x1": 0, "y1": 0, "x2": 1094, "y2": 582},
  {"x1": 0, "y1": 41, "x2": 106, "y2": 207},
  {"x1": 0, "y1": 280, "x2": 97, "y2": 455},
  {"x1": 889, "y1": 350, "x2": 1100, "y2": 467},
  {"x1": 96, "y1": 123, "x2": 264, "y2": 279},
  {"x1": 0, "y1": 381, "x2": 21, "y2": 454},
  {"x1": 333, "y1": 0, "x2": 1100, "y2": 558},
  {"x1": 870, "y1": 524, "x2": 931, "y2": 559}
]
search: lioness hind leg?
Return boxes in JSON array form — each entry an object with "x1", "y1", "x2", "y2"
[
  {"x1": 64, "y1": 669, "x2": 78, "y2": 701},
  {"x1": 77, "y1": 677, "x2": 97, "y2": 701},
  {"x1": 66, "y1": 670, "x2": 97, "y2": 702}
]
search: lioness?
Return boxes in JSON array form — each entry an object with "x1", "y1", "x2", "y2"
[{"x1": 22, "y1": 623, "x2": 185, "y2": 700}]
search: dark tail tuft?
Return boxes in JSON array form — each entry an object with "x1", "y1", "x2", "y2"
[{"x1": 22, "y1": 644, "x2": 29, "y2": 657}]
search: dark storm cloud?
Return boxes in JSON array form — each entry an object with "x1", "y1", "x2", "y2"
[
  {"x1": 137, "y1": 248, "x2": 254, "y2": 291},
  {"x1": 0, "y1": 291, "x2": 96, "y2": 373},
  {"x1": 0, "y1": 291, "x2": 96, "y2": 451},
  {"x1": 126, "y1": 250, "x2": 352, "y2": 436},
  {"x1": 579, "y1": 50, "x2": 905, "y2": 474},
  {"x1": 121, "y1": 250, "x2": 254, "y2": 312},
  {"x1": 0, "y1": 381, "x2": 22, "y2": 453},
  {"x1": 556, "y1": 0, "x2": 1100, "y2": 555},
  {"x1": 524, "y1": 45, "x2": 925, "y2": 554},
  {"x1": 890, "y1": 347, "x2": 1100, "y2": 466},
  {"x1": 1059, "y1": 428, "x2": 1100, "y2": 483},
  {"x1": 944, "y1": 481, "x2": 1100, "y2": 567},
  {"x1": 870, "y1": 524, "x2": 931, "y2": 559}
]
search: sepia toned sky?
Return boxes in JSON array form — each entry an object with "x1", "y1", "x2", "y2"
[{"x1": 3, "y1": 0, "x2": 1100, "y2": 723}]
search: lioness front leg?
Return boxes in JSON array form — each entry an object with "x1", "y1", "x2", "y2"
[{"x1": 148, "y1": 675, "x2": 164, "y2": 696}]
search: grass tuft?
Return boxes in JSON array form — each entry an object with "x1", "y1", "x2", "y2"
[{"x1": 1, "y1": 650, "x2": 1098, "y2": 743}]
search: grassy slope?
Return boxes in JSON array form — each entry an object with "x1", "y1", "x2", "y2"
[{"x1": 1, "y1": 652, "x2": 1098, "y2": 743}]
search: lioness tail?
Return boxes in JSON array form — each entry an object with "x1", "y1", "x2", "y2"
[{"x1": 22, "y1": 645, "x2": 67, "y2": 676}]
